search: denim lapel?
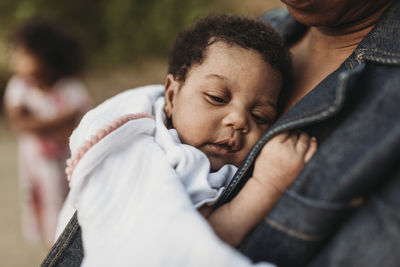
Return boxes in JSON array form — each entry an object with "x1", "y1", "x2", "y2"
[{"x1": 216, "y1": 1, "x2": 400, "y2": 206}]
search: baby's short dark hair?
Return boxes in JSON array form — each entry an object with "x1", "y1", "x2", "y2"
[
  {"x1": 12, "y1": 19, "x2": 85, "y2": 83},
  {"x1": 168, "y1": 14, "x2": 292, "y2": 89}
]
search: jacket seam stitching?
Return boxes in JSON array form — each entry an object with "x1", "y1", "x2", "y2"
[
  {"x1": 265, "y1": 218, "x2": 324, "y2": 241},
  {"x1": 357, "y1": 48, "x2": 400, "y2": 57},
  {"x1": 48, "y1": 219, "x2": 79, "y2": 266},
  {"x1": 278, "y1": 103, "x2": 332, "y2": 124},
  {"x1": 356, "y1": 49, "x2": 400, "y2": 65}
]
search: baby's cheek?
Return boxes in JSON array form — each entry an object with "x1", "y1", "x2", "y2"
[
  {"x1": 235, "y1": 132, "x2": 264, "y2": 163},
  {"x1": 248, "y1": 131, "x2": 263, "y2": 148},
  {"x1": 176, "y1": 122, "x2": 206, "y2": 147},
  {"x1": 233, "y1": 144, "x2": 253, "y2": 166}
]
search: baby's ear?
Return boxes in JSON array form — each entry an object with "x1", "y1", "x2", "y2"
[{"x1": 164, "y1": 74, "x2": 179, "y2": 118}]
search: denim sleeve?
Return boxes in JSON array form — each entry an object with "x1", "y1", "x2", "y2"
[
  {"x1": 41, "y1": 212, "x2": 83, "y2": 267},
  {"x1": 306, "y1": 169, "x2": 400, "y2": 267},
  {"x1": 239, "y1": 168, "x2": 400, "y2": 267}
]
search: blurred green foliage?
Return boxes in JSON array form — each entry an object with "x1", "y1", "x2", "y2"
[
  {"x1": 0, "y1": 0, "x2": 230, "y2": 64},
  {"x1": 0, "y1": 0, "x2": 235, "y2": 107}
]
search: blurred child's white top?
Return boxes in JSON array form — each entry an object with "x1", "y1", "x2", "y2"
[
  {"x1": 59, "y1": 85, "x2": 274, "y2": 267},
  {"x1": 4, "y1": 76, "x2": 91, "y2": 120},
  {"x1": 4, "y1": 75, "x2": 91, "y2": 245}
]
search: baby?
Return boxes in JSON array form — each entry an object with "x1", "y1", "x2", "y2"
[
  {"x1": 162, "y1": 15, "x2": 317, "y2": 245},
  {"x1": 61, "y1": 14, "x2": 316, "y2": 265}
]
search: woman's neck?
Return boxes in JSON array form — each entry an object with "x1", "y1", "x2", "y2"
[
  {"x1": 311, "y1": 1, "x2": 390, "y2": 52},
  {"x1": 281, "y1": 1, "x2": 392, "y2": 114},
  {"x1": 308, "y1": 26, "x2": 372, "y2": 55}
]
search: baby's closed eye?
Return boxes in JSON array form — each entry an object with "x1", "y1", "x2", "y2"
[{"x1": 206, "y1": 93, "x2": 226, "y2": 104}]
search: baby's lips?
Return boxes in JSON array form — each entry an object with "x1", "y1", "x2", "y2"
[{"x1": 218, "y1": 138, "x2": 241, "y2": 152}]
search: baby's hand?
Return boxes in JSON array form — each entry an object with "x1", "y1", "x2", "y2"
[{"x1": 252, "y1": 132, "x2": 317, "y2": 194}]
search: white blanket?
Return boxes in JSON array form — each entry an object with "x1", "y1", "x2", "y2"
[{"x1": 65, "y1": 85, "x2": 275, "y2": 267}]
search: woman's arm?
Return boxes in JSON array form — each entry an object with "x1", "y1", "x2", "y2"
[{"x1": 207, "y1": 132, "x2": 317, "y2": 246}]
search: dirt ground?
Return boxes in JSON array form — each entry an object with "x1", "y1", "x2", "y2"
[{"x1": 0, "y1": 117, "x2": 47, "y2": 266}]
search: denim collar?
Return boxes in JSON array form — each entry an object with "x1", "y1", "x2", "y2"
[
  {"x1": 356, "y1": 0, "x2": 400, "y2": 65},
  {"x1": 271, "y1": 0, "x2": 400, "y2": 131},
  {"x1": 272, "y1": 1, "x2": 400, "y2": 66}
]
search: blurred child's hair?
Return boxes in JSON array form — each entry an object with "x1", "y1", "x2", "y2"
[
  {"x1": 12, "y1": 18, "x2": 85, "y2": 85},
  {"x1": 168, "y1": 14, "x2": 292, "y2": 90}
]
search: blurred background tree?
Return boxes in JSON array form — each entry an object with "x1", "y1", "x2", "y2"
[
  {"x1": 0, "y1": 0, "x2": 228, "y2": 71},
  {"x1": 0, "y1": 0, "x2": 283, "y2": 103}
]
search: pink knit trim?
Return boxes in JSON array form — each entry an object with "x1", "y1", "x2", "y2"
[{"x1": 65, "y1": 113, "x2": 155, "y2": 186}]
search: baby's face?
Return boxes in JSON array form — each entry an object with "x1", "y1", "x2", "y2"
[{"x1": 164, "y1": 42, "x2": 282, "y2": 171}]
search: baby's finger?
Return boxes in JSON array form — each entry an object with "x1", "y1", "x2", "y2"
[
  {"x1": 285, "y1": 131, "x2": 300, "y2": 146},
  {"x1": 304, "y1": 137, "x2": 318, "y2": 163},
  {"x1": 271, "y1": 132, "x2": 290, "y2": 143},
  {"x1": 296, "y1": 132, "x2": 311, "y2": 152}
]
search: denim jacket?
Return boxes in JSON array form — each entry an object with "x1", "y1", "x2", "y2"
[
  {"x1": 216, "y1": 2, "x2": 400, "y2": 267},
  {"x1": 41, "y1": 2, "x2": 400, "y2": 267}
]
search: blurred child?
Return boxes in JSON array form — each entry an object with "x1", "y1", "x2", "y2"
[{"x1": 3, "y1": 19, "x2": 92, "y2": 247}]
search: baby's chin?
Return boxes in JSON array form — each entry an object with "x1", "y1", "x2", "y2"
[{"x1": 209, "y1": 158, "x2": 238, "y2": 172}]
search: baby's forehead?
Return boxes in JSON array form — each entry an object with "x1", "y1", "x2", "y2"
[
  {"x1": 192, "y1": 42, "x2": 272, "y2": 70},
  {"x1": 191, "y1": 42, "x2": 281, "y2": 90}
]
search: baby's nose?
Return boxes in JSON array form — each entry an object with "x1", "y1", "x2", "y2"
[{"x1": 222, "y1": 109, "x2": 249, "y2": 133}]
